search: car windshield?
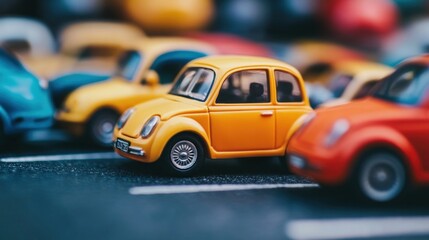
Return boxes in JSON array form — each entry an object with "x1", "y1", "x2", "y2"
[
  {"x1": 327, "y1": 73, "x2": 354, "y2": 98},
  {"x1": 116, "y1": 51, "x2": 143, "y2": 81},
  {"x1": 169, "y1": 67, "x2": 215, "y2": 101},
  {"x1": 372, "y1": 64, "x2": 429, "y2": 105}
]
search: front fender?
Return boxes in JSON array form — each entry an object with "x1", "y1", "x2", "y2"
[
  {"x1": 150, "y1": 116, "x2": 210, "y2": 161},
  {"x1": 342, "y1": 125, "x2": 422, "y2": 183}
]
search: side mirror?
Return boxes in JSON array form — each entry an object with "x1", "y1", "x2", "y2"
[{"x1": 142, "y1": 70, "x2": 160, "y2": 86}]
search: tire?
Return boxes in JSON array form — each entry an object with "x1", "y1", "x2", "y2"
[
  {"x1": 357, "y1": 152, "x2": 406, "y2": 202},
  {"x1": 87, "y1": 109, "x2": 119, "y2": 148},
  {"x1": 161, "y1": 134, "x2": 205, "y2": 176}
]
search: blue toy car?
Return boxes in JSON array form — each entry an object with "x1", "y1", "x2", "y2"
[{"x1": 0, "y1": 49, "x2": 54, "y2": 143}]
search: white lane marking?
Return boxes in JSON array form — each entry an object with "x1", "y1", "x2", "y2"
[
  {"x1": 285, "y1": 216, "x2": 429, "y2": 240},
  {"x1": 0, "y1": 152, "x2": 123, "y2": 163},
  {"x1": 129, "y1": 183, "x2": 319, "y2": 195}
]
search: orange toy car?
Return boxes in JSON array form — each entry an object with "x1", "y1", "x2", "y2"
[
  {"x1": 114, "y1": 55, "x2": 312, "y2": 176},
  {"x1": 287, "y1": 55, "x2": 429, "y2": 202}
]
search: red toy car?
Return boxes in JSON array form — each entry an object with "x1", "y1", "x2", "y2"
[{"x1": 287, "y1": 55, "x2": 429, "y2": 202}]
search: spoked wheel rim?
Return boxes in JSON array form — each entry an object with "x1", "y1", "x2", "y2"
[
  {"x1": 360, "y1": 155, "x2": 405, "y2": 202},
  {"x1": 170, "y1": 140, "x2": 198, "y2": 170}
]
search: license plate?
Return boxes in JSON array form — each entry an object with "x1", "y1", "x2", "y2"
[{"x1": 116, "y1": 138, "x2": 130, "y2": 153}]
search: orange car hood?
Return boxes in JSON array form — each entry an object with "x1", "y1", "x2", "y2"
[
  {"x1": 300, "y1": 97, "x2": 410, "y2": 143},
  {"x1": 316, "y1": 97, "x2": 405, "y2": 125},
  {"x1": 121, "y1": 96, "x2": 207, "y2": 138}
]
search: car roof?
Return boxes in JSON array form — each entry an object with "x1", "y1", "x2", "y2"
[
  {"x1": 333, "y1": 60, "x2": 393, "y2": 74},
  {"x1": 189, "y1": 55, "x2": 301, "y2": 75},
  {"x1": 60, "y1": 21, "x2": 145, "y2": 53}
]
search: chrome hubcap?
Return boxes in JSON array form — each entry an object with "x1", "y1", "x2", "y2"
[{"x1": 170, "y1": 140, "x2": 198, "y2": 170}]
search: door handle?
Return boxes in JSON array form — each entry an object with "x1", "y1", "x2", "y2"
[{"x1": 260, "y1": 111, "x2": 273, "y2": 116}]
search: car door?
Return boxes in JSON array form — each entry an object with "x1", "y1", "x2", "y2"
[
  {"x1": 208, "y1": 68, "x2": 276, "y2": 152},
  {"x1": 273, "y1": 69, "x2": 308, "y2": 148}
]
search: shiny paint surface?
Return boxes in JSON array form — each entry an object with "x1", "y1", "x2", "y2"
[
  {"x1": 123, "y1": 0, "x2": 214, "y2": 33},
  {"x1": 288, "y1": 55, "x2": 429, "y2": 187},
  {"x1": 319, "y1": 61, "x2": 393, "y2": 107},
  {"x1": 114, "y1": 55, "x2": 312, "y2": 163},
  {"x1": 0, "y1": 50, "x2": 54, "y2": 135},
  {"x1": 56, "y1": 37, "x2": 215, "y2": 134}
]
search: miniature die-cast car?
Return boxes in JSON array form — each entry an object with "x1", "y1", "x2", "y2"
[
  {"x1": 0, "y1": 49, "x2": 54, "y2": 143},
  {"x1": 315, "y1": 61, "x2": 393, "y2": 108},
  {"x1": 0, "y1": 17, "x2": 56, "y2": 79},
  {"x1": 122, "y1": 0, "x2": 214, "y2": 33},
  {"x1": 56, "y1": 37, "x2": 215, "y2": 147},
  {"x1": 287, "y1": 55, "x2": 429, "y2": 202},
  {"x1": 113, "y1": 55, "x2": 312, "y2": 176},
  {"x1": 280, "y1": 41, "x2": 364, "y2": 75},
  {"x1": 304, "y1": 60, "x2": 391, "y2": 108},
  {"x1": 57, "y1": 21, "x2": 146, "y2": 76}
]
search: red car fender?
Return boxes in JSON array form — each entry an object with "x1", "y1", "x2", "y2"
[{"x1": 341, "y1": 125, "x2": 424, "y2": 184}]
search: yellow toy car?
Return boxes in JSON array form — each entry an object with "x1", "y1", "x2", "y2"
[
  {"x1": 56, "y1": 21, "x2": 146, "y2": 77},
  {"x1": 319, "y1": 61, "x2": 393, "y2": 108},
  {"x1": 113, "y1": 55, "x2": 312, "y2": 176},
  {"x1": 56, "y1": 37, "x2": 215, "y2": 147}
]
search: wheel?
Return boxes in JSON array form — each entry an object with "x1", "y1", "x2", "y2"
[
  {"x1": 357, "y1": 152, "x2": 406, "y2": 202},
  {"x1": 161, "y1": 134, "x2": 205, "y2": 176},
  {"x1": 87, "y1": 109, "x2": 119, "y2": 148}
]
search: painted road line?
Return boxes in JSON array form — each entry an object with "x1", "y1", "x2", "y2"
[
  {"x1": 0, "y1": 152, "x2": 123, "y2": 163},
  {"x1": 285, "y1": 216, "x2": 429, "y2": 240},
  {"x1": 129, "y1": 183, "x2": 319, "y2": 195}
]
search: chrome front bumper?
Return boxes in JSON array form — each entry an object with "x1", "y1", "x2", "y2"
[{"x1": 113, "y1": 139, "x2": 145, "y2": 157}]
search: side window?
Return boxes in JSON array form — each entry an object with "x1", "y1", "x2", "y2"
[
  {"x1": 216, "y1": 70, "x2": 270, "y2": 104},
  {"x1": 353, "y1": 80, "x2": 379, "y2": 100},
  {"x1": 149, "y1": 50, "x2": 208, "y2": 84},
  {"x1": 275, "y1": 70, "x2": 303, "y2": 102}
]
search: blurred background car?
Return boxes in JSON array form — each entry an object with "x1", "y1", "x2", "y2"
[
  {"x1": 1, "y1": 0, "x2": 429, "y2": 146},
  {"x1": 57, "y1": 21, "x2": 145, "y2": 76},
  {"x1": 319, "y1": 61, "x2": 393, "y2": 108},
  {"x1": 306, "y1": 60, "x2": 393, "y2": 108},
  {"x1": 48, "y1": 22, "x2": 146, "y2": 107},
  {"x1": 0, "y1": 49, "x2": 54, "y2": 144},
  {"x1": 56, "y1": 37, "x2": 215, "y2": 147},
  {"x1": 287, "y1": 54, "x2": 429, "y2": 202},
  {"x1": 0, "y1": 17, "x2": 56, "y2": 79}
]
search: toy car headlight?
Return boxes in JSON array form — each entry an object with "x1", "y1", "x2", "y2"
[
  {"x1": 117, "y1": 108, "x2": 135, "y2": 129},
  {"x1": 324, "y1": 119, "x2": 350, "y2": 147},
  {"x1": 140, "y1": 115, "x2": 160, "y2": 138}
]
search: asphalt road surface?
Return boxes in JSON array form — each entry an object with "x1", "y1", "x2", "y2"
[{"x1": 1, "y1": 130, "x2": 429, "y2": 240}]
